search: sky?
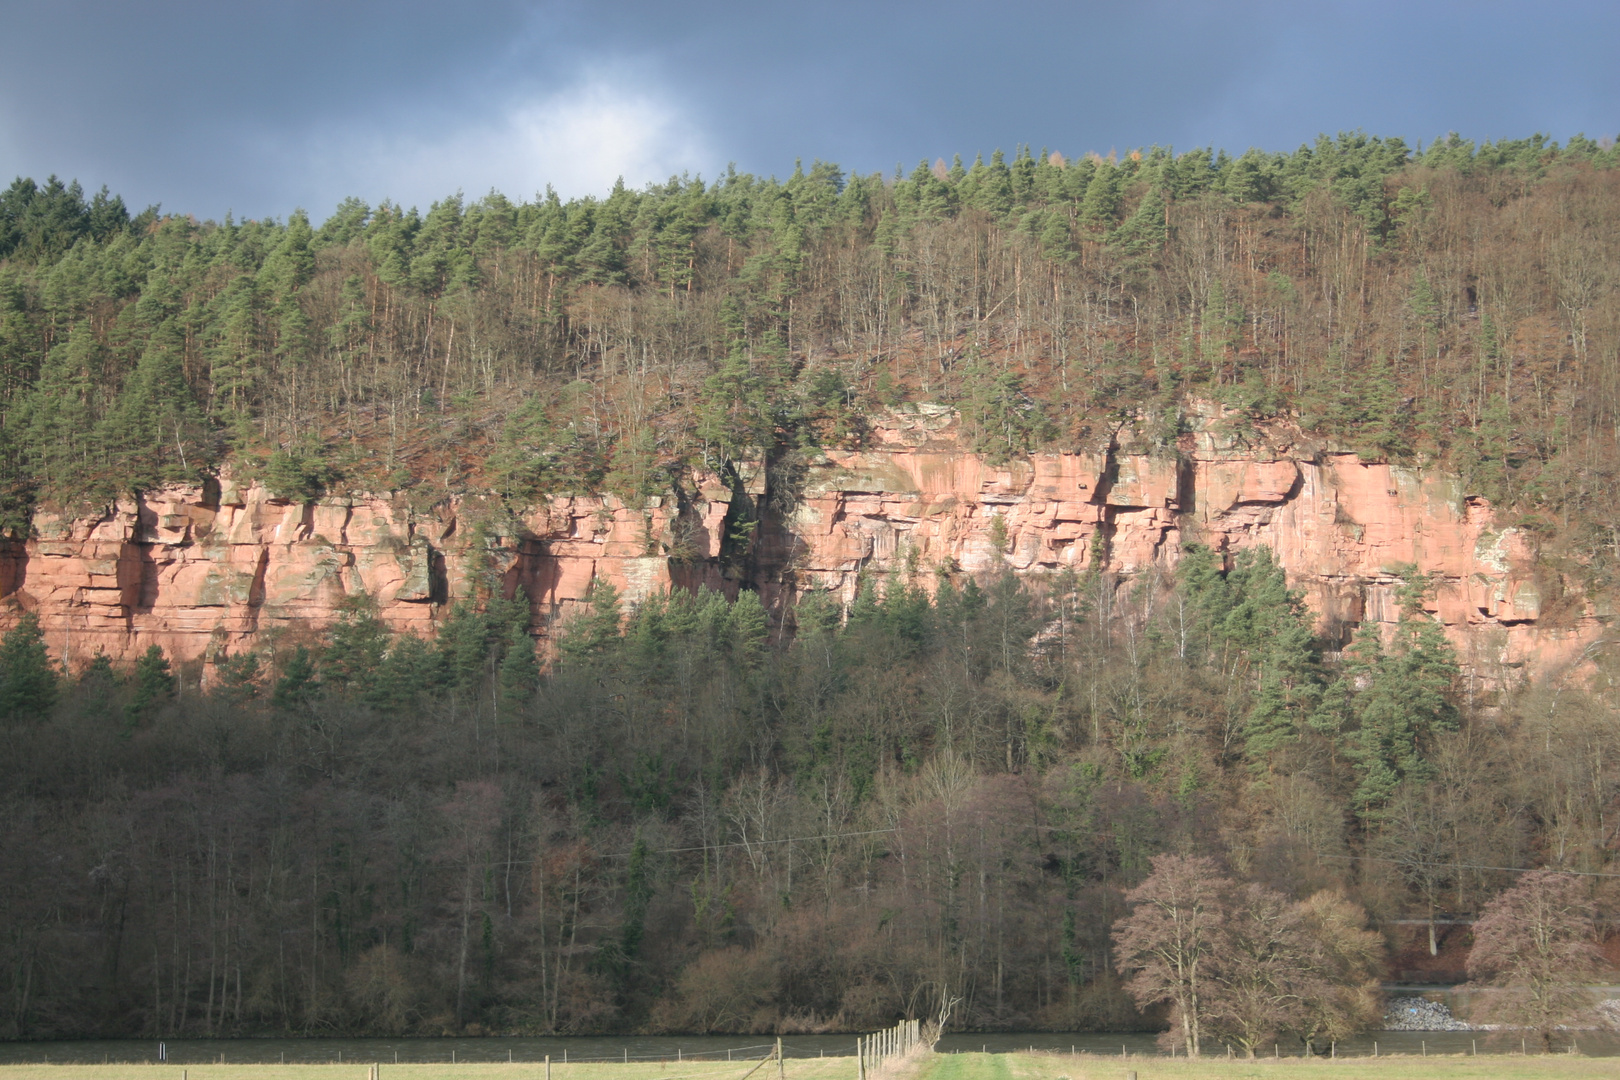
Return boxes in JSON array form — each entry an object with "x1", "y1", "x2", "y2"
[{"x1": 1, "y1": 0, "x2": 1616, "y2": 222}]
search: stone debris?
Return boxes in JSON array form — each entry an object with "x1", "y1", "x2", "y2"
[
  {"x1": 1383, "y1": 996, "x2": 1473, "y2": 1031},
  {"x1": 1592, "y1": 999, "x2": 1620, "y2": 1029}
]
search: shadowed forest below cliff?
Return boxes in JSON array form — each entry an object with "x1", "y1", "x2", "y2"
[
  {"x1": 4, "y1": 131, "x2": 1620, "y2": 1038},
  {"x1": 4, "y1": 546, "x2": 1620, "y2": 1039}
]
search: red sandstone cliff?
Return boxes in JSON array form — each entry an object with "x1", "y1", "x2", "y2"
[{"x1": 0, "y1": 403, "x2": 1601, "y2": 684}]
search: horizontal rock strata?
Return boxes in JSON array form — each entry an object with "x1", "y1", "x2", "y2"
[{"x1": 0, "y1": 404, "x2": 1601, "y2": 684}]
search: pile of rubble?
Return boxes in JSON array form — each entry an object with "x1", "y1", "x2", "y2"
[
  {"x1": 1591, "y1": 999, "x2": 1620, "y2": 1029},
  {"x1": 1383, "y1": 997, "x2": 1474, "y2": 1031}
]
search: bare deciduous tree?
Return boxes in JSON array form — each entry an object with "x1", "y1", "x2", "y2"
[
  {"x1": 1465, "y1": 869, "x2": 1604, "y2": 1050},
  {"x1": 1113, "y1": 854, "x2": 1231, "y2": 1057},
  {"x1": 1116, "y1": 862, "x2": 1384, "y2": 1058},
  {"x1": 1294, "y1": 890, "x2": 1384, "y2": 1052}
]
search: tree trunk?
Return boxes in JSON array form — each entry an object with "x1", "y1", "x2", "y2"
[{"x1": 456, "y1": 869, "x2": 472, "y2": 1025}]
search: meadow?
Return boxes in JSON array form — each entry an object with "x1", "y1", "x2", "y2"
[{"x1": 2, "y1": 1050, "x2": 1616, "y2": 1080}]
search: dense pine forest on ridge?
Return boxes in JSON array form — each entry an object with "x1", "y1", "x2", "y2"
[{"x1": 3, "y1": 132, "x2": 1620, "y2": 1040}]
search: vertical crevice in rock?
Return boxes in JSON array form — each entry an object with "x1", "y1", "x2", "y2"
[
  {"x1": 715, "y1": 460, "x2": 760, "y2": 585},
  {"x1": 243, "y1": 547, "x2": 269, "y2": 634}
]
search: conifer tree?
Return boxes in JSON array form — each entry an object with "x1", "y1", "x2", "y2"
[
  {"x1": 98, "y1": 325, "x2": 207, "y2": 488},
  {"x1": 75, "y1": 651, "x2": 121, "y2": 724},
  {"x1": 439, "y1": 602, "x2": 506, "y2": 692},
  {"x1": 1223, "y1": 150, "x2": 1272, "y2": 204},
  {"x1": 617, "y1": 835, "x2": 652, "y2": 973},
  {"x1": 369, "y1": 634, "x2": 445, "y2": 707},
  {"x1": 322, "y1": 603, "x2": 390, "y2": 696},
  {"x1": 0, "y1": 612, "x2": 57, "y2": 722},
  {"x1": 497, "y1": 624, "x2": 539, "y2": 710},
  {"x1": 1079, "y1": 159, "x2": 1123, "y2": 227},
  {"x1": 15, "y1": 323, "x2": 100, "y2": 496},
  {"x1": 727, "y1": 589, "x2": 769, "y2": 668},
  {"x1": 1330, "y1": 573, "x2": 1460, "y2": 814},
  {"x1": 1109, "y1": 186, "x2": 1167, "y2": 257},
  {"x1": 558, "y1": 579, "x2": 623, "y2": 660},
  {"x1": 128, "y1": 644, "x2": 174, "y2": 722},
  {"x1": 272, "y1": 645, "x2": 318, "y2": 711}
]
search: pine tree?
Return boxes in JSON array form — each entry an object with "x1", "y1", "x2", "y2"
[
  {"x1": 322, "y1": 604, "x2": 390, "y2": 696},
  {"x1": 1109, "y1": 186, "x2": 1167, "y2": 256},
  {"x1": 75, "y1": 651, "x2": 121, "y2": 725},
  {"x1": 369, "y1": 634, "x2": 445, "y2": 707},
  {"x1": 618, "y1": 835, "x2": 652, "y2": 970},
  {"x1": 969, "y1": 150, "x2": 1014, "y2": 218},
  {"x1": 97, "y1": 323, "x2": 207, "y2": 489},
  {"x1": 0, "y1": 612, "x2": 57, "y2": 721},
  {"x1": 128, "y1": 644, "x2": 174, "y2": 722},
  {"x1": 15, "y1": 322, "x2": 101, "y2": 497},
  {"x1": 272, "y1": 645, "x2": 318, "y2": 711},
  {"x1": 960, "y1": 354, "x2": 1056, "y2": 460},
  {"x1": 727, "y1": 590, "x2": 769, "y2": 668},
  {"x1": 214, "y1": 651, "x2": 261, "y2": 703},
  {"x1": 1178, "y1": 545, "x2": 1322, "y2": 765},
  {"x1": 1354, "y1": 354, "x2": 1407, "y2": 459},
  {"x1": 497, "y1": 624, "x2": 539, "y2": 710},
  {"x1": 696, "y1": 347, "x2": 776, "y2": 459},
  {"x1": 1339, "y1": 574, "x2": 1460, "y2": 813},
  {"x1": 1223, "y1": 150, "x2": 1272, "y2": 203},
  {"x1": 603, "y1": 422, "x2": 660, "y2": 506},
  {"x1": 1079, "y1": 159, "x2": 1123, "y2": 228},
  {"x1": 1226, "y1": 549, "x2": 1321, "y2": 764},
  {"x1": 1037, "y1": 209, "x2": 1076, "y2": 261},
  {"x1": 558, "y1": 579, "x2": 623, "y2": 660}
]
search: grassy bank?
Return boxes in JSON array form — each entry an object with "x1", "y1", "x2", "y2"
[
  {"x1": 3, "y1": 1052, "x2": 1618, "y2": 1080},
  {"x1": 920, "y1": 1050, "x2": 1618, "y2": 1080}
]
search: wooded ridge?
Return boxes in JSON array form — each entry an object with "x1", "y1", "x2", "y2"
[{"x1": 2, "y1": 132, "x2": 1619, "y2": 1041}]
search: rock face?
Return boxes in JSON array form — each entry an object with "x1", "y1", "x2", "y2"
[
  {"x1": 0, "y1": 404, "x2": 1602, "y2": 685},
  {"x1": 766, "y1": 403, "x2": 1596, "y2": 685}
]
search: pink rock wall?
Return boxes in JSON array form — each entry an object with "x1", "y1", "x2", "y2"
[
  {"x1": 761, "y1": 404, "x2": 1599, "y2": 684},
  {"x1": 0, "y1": 405, "x2": 1600, "y2": 686},
  {"x1": 1, "y1": 468, "x2": 741, "y2": 670}
]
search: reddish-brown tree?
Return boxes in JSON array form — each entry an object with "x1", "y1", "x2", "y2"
[
  {"x1": 1465, "y1": 869, "x2": 1605, "y2": 1049},
  {"x1": 1202, "y1": 883, "x2": 1310, "y2": 1057},
  {"x1": 1113, "y1": 854, "x2": 1231, "y2": 1057}
]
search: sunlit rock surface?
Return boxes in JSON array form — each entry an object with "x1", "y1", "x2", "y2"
[{"x1": 0, "y1": 403, "x2": 1600, "y2": 685}]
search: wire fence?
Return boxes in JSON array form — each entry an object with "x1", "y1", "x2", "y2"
[{"x1": 16, "y1": 1030, "x2": 1620, "y2": 1066}]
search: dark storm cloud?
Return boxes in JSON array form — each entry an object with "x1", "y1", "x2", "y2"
[{"x1": 1, "y1": 0, "x2": 1615, "y2": 220}]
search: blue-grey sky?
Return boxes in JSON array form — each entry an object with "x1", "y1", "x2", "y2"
[{"x1": 1, "y1": 0, "x2": 1615, "y2": 221}]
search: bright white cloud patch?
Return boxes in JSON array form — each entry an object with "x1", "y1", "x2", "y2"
[{"x1": 285, "y1": 75, "x2": 711, "y2": 215}]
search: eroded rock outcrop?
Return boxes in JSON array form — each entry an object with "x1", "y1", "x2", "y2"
[
  {"x1": 0, "y1": 404, "x2": 1603, "y2": 685},
  {"x1": 767, "y1": 403, "x2": 1594, "y2": 682}
]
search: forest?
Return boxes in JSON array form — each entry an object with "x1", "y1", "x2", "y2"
[{"x1": 2, "y1": 131, "x2": 1620, "y2": 1040}]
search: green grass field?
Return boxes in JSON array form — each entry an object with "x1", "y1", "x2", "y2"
[
  {"x1": 917, "y1": 1050, "x2": 1620, "y2": 1080},
  {"x1": 1, "y1": 1052, "x2": 1615, "y2": 1080}
]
